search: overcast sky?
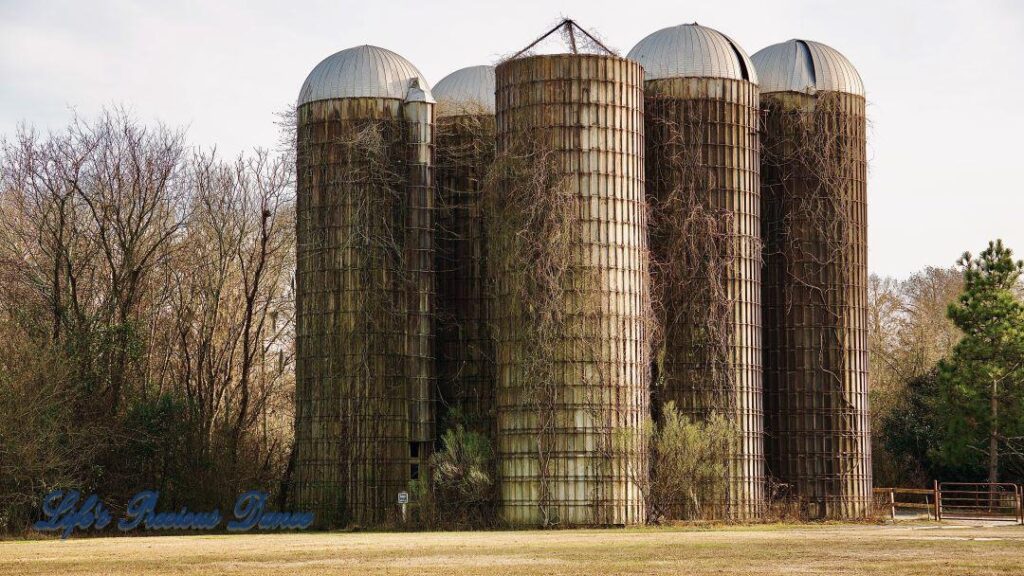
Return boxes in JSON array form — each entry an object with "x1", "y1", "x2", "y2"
[{"x1": 1, "y1": 0, "x2": 1022, "y2": 277}]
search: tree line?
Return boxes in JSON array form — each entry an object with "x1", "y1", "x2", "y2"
[
  {"x1": 0, "y1": 109, "x2": 295, "y2": 532},
  {"x1": 871, "y1": 241, "x2": 1024, "y2": 488},
  {"x1": 1, "y1": 110, "x2": 1022, "y2": 532}
]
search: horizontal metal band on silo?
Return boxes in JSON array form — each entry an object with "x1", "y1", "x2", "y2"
[
  {"x1": 761, "y1": 91, "x2": 870, "y2": 519},
  {"x1": 644, "y1": 77, "x2": 764, "y2": 520},
  {"x1": 492, "y1": 54, "x2": 650, "y2": 526},
  {"x1": 435, "y1": 113, "x2": 496, "y2": 435},
  {"x1": 293, "y1": 97, "x2": 435, "y2": 526}
]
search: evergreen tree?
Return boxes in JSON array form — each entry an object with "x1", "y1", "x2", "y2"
[{"x1": 935, "y1": 240, "x2": 1024, "y2": 483}]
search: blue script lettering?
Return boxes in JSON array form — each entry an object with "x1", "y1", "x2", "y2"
[
  {"x1": 118, "y1": 490, "x2": 221, "y2": 531},
  {"x1": 227, "y1": 491, "x2": 315, "y2": 531},
  {"x1": 33, "y1": 490, "x2": 112, "y2": 539}
]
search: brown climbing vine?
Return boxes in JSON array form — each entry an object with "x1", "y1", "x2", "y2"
[
  {"x1": 294, "y1": 112, "x2": 422, "y2": 527},
  {"x1": 761, "y1": 90, "x2": 870, "y2": 518}
]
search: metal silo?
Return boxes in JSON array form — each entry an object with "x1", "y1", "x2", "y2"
[
  {"x1": 489, "y1": 20, "x2": 650, "y2": 526},
  {"x1": 292, "y1": 45, "x2": 435, "y2": 526},
  {"x1": 628, "y1": 23, "x2": 764, "y2": 520},
  {"x1": 752, "y1": 39, "x2": 870, "y2": 519},
  {"x1": 433, "y1": 66, "x2": 497, "y2": 436}
]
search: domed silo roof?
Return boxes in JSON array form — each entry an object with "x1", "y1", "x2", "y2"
[
  {"x1": 627, "y1": 23, "x2": 756, "y2": 82},
  {"x1": 298, "y1": 45, "x2": 434, "y2": 105},
  {"x1": 751, "y1": 39, "x2": 863, "y2": 96},
  {"x1": 433, "y1": 65, "x2": 496, "y2": 115}
]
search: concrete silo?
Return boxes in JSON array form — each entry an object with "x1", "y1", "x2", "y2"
[
  {"x1": 432, "y1": 65, "x2": 497, "y2": 436},
  {"x1": 628, "y1": 23, "x2": 764, "y2": 520},
  {"x1": 752, "y1": 39, "x2": 870, "y2": 519},
  {"x1": 292, "y1": 45, "x2": 435, "y2": 526},
  {"x1": 489, "y1": 20, "x2": 650, "y2": 526}
]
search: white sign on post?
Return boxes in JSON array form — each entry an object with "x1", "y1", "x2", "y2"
[{"x1": 398, "y1": 491, "x2": 409, "y2": 523}]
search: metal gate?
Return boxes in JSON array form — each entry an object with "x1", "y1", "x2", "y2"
[{"x1": 937, "y1": 482, "x2": 1023, "y2": 524}]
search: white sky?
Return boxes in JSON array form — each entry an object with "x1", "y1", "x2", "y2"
[{"x1": 1, "y1": 0, "x2": 1022, "y2": 278}]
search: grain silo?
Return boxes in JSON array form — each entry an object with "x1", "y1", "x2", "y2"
[
  {"x1": 752, "y1": 39, "x2": 870, "y2": 519},
  {"x1": 488, "y1": 20, "x2": 650, "y2": 526},
  {"x1": 628, "y1": 23, "x2": 764, "y2": 520},
  {"x1": 292, "y1": 45, "x2": 435, "y2": 526},
  {"x1": 433, "y1": 65, "x2": 497, "y2": 436}
]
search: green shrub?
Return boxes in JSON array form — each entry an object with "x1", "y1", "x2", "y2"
[
  {"x1": 646, "y1": 402, "x2": 734, "y2": 521},
  {"x1": 425, "y1": 425, "x2": 494, "y2": 528}
]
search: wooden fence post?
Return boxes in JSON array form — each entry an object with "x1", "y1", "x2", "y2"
[{"x1": 1011, "y1": 481, "x2": 1019, "y2": 522}]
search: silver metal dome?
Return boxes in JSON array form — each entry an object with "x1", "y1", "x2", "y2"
[
  {"x1": 433, "y1": 65, "x2": 496, "y2": 115},
  {"x1": 751, "y1": 39, "x2": 864, "y2": 96},
  {"x1": 298, "y1": 45, "x2": 434, "y2": 106},
  {"x1": 627, "y1": 23, "x2": 756, "y2": 82}
]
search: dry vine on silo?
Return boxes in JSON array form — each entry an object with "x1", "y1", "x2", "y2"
[
  {"x1": 645, "y1": 101, "x2": 741, "y2": 520},
  {"x1": 294, "y1": 116, "x2": 415, "y2": 526},
  {"x1": 482, "y1": 135, "x2": 609, "y2": 526},
  {"x1": 434, "y1": 108, "x2": 497, "y2": 434},
  {"x1": 761, "y1": 91, "x2": 869, "y2": 517},
  {"x1": 429, "y1": 109, "x2": 498, "y2": 527},
  {"x1": 648, "y1": 104, "x2": 737, "y2": 416}
]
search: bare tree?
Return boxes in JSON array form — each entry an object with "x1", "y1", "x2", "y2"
[
  {"x1": 160, "y1": 149, "x2": 294, "y2": 492},
  {"x1": 0, "y1": 110, "x2": 297, "y2": 527}
]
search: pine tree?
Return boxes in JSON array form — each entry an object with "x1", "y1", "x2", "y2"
[{"x1": 936, "y1": 240, "x2": 1024, "y2": 484}]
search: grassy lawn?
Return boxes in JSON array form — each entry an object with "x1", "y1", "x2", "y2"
[{"x1": 1, "y1": 523, "x2": 1023, "y2": 575}]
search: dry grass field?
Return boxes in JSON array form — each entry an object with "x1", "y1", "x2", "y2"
[{"x1": 2, "y1": 523, "x2": 1023, "y2": 575}]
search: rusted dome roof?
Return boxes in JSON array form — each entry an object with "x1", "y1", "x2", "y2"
[
  {"x1": 627, "y1": 23, "x2": 756, "y2": 82},
  {"x1": 751, "y1": 39, "x2": 864, "y2": 96},
  {"x1": 298, "y1": 45, "x2": 434, "y2": 105},
  {"x1": 433, "y1": 65, "x2": 496, "y2": 116}
]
